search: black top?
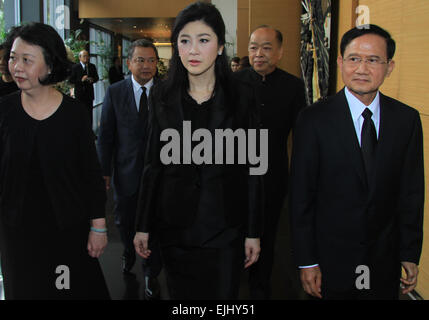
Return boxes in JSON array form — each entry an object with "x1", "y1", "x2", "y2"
[
  {"x1": 233, "y1": 67, "x2": 306, "y2": 191},
  {"x1": 0, "y1": 91, "x2": 106, "y2": 229},
  {"x1": 22, "y1": 135, "x2": 56, "y2": 228},
  {"x1": 157, "y1": 90, "x2": 240, "y2": 247},
  {"x1": 0, "y1": 78, "x2": 19, "y2": 97}
]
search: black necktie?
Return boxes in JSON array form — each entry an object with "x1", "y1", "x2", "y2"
[
  {"x1": 139, "y1": 87, "x2": 148, "y2": 119},
  {"x1": 361, "y1": 108, "x2": 377, "y2": 183}
]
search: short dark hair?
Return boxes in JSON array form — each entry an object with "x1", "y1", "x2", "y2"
[
  {"x1": 127, "y1": 38, "x2": 159, "y2": 61},
  {"x1": 340, "y1": 24, "x2": 396, "y2": 60},
  {"x1": 4, "y1": 22, "x2": 72, "y2": 84},
  {"x1": 239, "y1": 56, "x2": 250, "y2": 68},
  {"x1": 231, "y1": 56, "x2": 240, "y2": 64},
  {"x1": 251, "y1": 25, "x2": 283, "y2": 46}
]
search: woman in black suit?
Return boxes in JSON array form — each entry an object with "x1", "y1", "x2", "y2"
[
  {"x1": 0, "y1": 23, "x2": 110, "y2": 299},
  {"x1": 134, "y1": 1, "x2": 263, "y2": 299}
]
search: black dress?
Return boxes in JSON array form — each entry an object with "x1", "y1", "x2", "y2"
[{"x1": 0, "y1": 93, "x2": 110, "y2": 300}]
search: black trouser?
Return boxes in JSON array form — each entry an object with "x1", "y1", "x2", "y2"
[
  {"x1": 113, "y1": 190, "x2": 162, "y2": 277},
  {"x1": 161, "y1": 242, "x2": 244, "y2": 300},
  {"x1": 248, "y1": 189, "x2": 286, "y2": 299}
]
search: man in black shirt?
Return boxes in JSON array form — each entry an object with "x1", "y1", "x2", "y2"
[{"x1": 234, "y1": 25, "x2": 307, "y2": 299}]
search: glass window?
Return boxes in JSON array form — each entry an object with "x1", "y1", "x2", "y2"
[
  {"x1": 0, "y1": 0, "x2": 5, "y2": 41},
  {"x1": 90, "y1": 27, "x2": 112, "y2": 133},
  {"x1": 43, "y1": 0, "x2": 68, "y2": 40},
  {"x1": 122, "y1": 38, "x2": 131, "y2": 75}
]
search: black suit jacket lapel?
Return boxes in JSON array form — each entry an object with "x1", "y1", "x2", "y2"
[
  {"x1": 208, "y1": 85, "x2": 227, "y2": 132},
  {"x1": 375, "y1": 92, "x2": 395, "y2": 186},
  {"x1": 124, "y1": 78, "x2": 138, "y2": 118},
  {"x1": 334, "y1": 89, "x2": 367, "y2": 187}
]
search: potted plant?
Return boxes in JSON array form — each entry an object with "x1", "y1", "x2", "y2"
[{"x1": 55, "y1": 29, "x2": 89, "y2": 96}]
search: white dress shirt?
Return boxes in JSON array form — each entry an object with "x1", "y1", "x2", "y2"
[
  {"x1": 131, "y1": 75, "x2": 154, "y2": 113},
  {"x1": 344, "y1": 86, "x2": 380, "y2": 145}
]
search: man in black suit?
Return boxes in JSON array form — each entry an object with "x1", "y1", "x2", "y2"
[
  {"x1": 234, "y1": 25, "x2": 307, "y2": 299},
  {"x1": 97, "y1": 39, "x2": 162, "y2": 299},
  {"x1": 69, "y1": 50, "x2": 99, "y2": 127},
  {"x1": 108, "y1": 57, "x2": 124, "y2": 85},
  {"x1": 290, "y1": 24, "x2": 424, "y2": 300}
]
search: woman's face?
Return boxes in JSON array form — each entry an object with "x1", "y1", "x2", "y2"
[
  {"x1": 8, "y1": 37, "x2": 50, "y2": 91},
  {"x1": 177, "y1": 20, "x2": 224, "y2": 77}
]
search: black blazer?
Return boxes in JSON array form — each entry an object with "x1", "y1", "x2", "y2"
[
  {"x1": 290, "y1": 89, "x2": 424, "y2": 292},
  {"x1": 69, "y1": 62, "x2": 99, "y2": 102},
  {"x1": 135, "y1": 79, "x2": 264, "y2": 239},
  {"x1": 97, "y1": 77, "x2": 156, "y2": 196},
  {"x1": 0, "y1": 92, "x2": 106, "y2": 229}
]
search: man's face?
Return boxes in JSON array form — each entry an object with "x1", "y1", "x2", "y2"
[
  {"x1": 127, "y1": 46, "x2": 158, "y2": 85},
  {"x1": 337, "y1": 33, "x2": 395, "y2": 103},
  {"x1": 248, "y1": 28, "x2": 283, "y2": 76},
  {"x1": 79, "y1": 51, "x2": 89, "y2": 64}
]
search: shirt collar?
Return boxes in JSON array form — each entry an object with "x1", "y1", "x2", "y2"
[
  {"x1": 131, "y1": 75, "x2": 154, "y2": 93},
  {"x1": 251, "y1": 67, "x2": 279, "y2": 82},
  {"x1": 345, "y1": 86, "x2": 380, "y2": 124}
]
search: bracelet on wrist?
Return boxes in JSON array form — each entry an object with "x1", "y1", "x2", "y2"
[{"x1": 90, "y1": 227, "x2": 107, "y2": 233}]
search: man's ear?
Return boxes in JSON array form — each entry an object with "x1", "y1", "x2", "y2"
[
  {"x1": 278, "y1": 46, "x2": 284, "y2": 60},
  {"x1": 385, "y1": 59, "x2": 395, "y2": 77},
  {"x1": 337, "y1": 55, "x2": 343, "y2": 69}
]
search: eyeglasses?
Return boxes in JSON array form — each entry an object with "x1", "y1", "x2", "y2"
[
  {"x1": 343, "y1": 56, "x2": 389, "y2": 68},
  {"x1": 132, "y1": 57, "x2": 157, "y2": 64}
]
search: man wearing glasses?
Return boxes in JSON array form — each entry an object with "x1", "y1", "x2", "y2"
[
  {"x1": 97, "y1": 39, "x2": 162, "y2": 300},
  {"x1": 290, "y1": 24, "x2": 424, "y2": 300}
]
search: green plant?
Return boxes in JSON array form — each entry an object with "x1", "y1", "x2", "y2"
[
  {"x1": 157, "y1": 59, "x2": 168, "y2": 79},
  {"x1": 56, "y1": 30, "x2": 89, "y2": 96},
  {"x1": 93, "y1": 31, "x2": 114, "y2": 80},
  {"x1": 64, "y1": 29, "x2": 89, "y2": 62},
  {"x1": 0, "y1": 0, "x2": 5, "y2": 42}
]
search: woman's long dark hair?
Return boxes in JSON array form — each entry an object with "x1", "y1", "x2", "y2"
[{"x1": 162, "y1": 1, "x2": 231, "y2": 98}]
